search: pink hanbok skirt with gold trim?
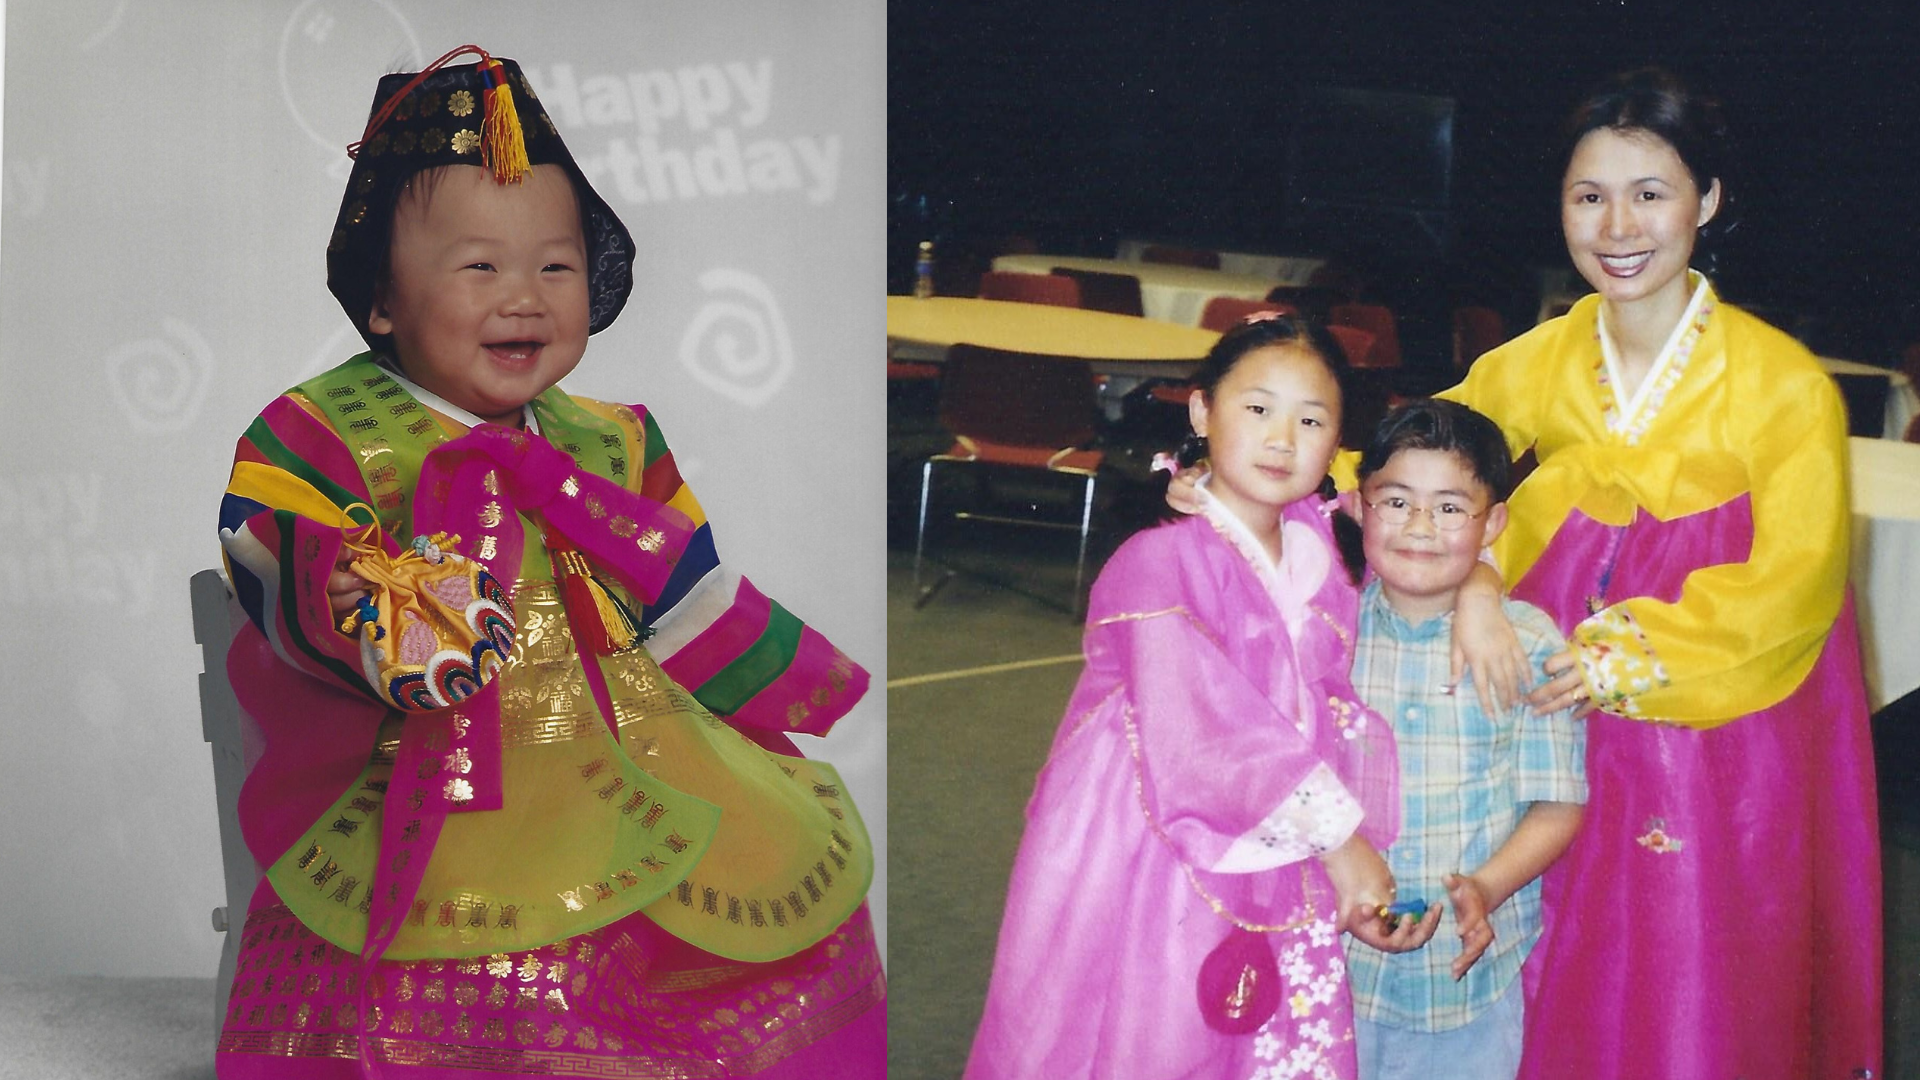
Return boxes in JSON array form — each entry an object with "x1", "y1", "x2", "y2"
[{"x1": 215, "y1": 881, "x2": 885, "y2": 1079}]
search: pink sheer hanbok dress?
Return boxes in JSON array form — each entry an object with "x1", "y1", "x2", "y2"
[{"x1": 966, "y1": 488, "x2": 1399, "y2": 1080}]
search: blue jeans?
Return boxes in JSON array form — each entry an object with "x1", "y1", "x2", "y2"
[{"x1": 1353, "y1": 977, "x2": 1524, "y2": 1080}]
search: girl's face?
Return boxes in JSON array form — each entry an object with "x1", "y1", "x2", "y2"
[
  {"x1": 1189, "y1": 342, "x2": 1343, "y2": 533},
  {"x1": 370, "y1": 164, "x2": 591, "y2": 426},
  {"x1": 1561, "y1": 127, "x2": 1720, "y2": 313}
]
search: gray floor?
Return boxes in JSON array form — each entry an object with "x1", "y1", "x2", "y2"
[
  {"x1": 0, "y1": 976, "x2": 213, "y2": 1079},
  {"x1": 887, "y1": 461, "x2": 1920, "y2": 1080}
]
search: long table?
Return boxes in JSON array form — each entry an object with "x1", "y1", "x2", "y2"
[
  {"x1": 1850, "y1": 435, "x2": 1920, "y2": 710},
  {"x1": 990, "y1": 254, "x2": 1284, "y2": 327},
  {"x1": 886, "y1": 296, "x2": 1218, "y2": 378}
]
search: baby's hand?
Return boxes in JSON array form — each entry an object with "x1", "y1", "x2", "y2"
[
  {"x1": 1443, "y1": 872, "x2": 1496, "y2": 980},
  {"x1": 328, "y1": 550, "x2": 372, "y2": 620},
  {"x1": 1164, "y1": 465, "x2": 1206, "y2": 516}
]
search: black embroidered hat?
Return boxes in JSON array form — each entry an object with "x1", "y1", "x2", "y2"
[{"x1": 326, "y1": 45, "x2": 635, "y2": 352}]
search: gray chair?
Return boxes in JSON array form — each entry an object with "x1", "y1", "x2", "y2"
[{"x1": 191, "y1": 568, "x2": 260, "y2": 1032}]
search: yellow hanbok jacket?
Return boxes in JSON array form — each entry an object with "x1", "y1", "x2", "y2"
[{"x1": 1439, "y1": 280, "x2": 1851, "y2": 727}]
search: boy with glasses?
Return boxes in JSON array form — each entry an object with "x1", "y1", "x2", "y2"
[{"x1": 1344, "y1": 398, "x2": 1586, "y2": 1080}]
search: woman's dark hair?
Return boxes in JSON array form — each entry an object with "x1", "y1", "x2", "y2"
[
  {"x1": 1171, "y1": 313, "x2": 1365, "y2": 582},
  {"x1": 1357, "y1": 398, "x2": 1515, "y2": 503},
  {"x1": 1561, "y1": 67, "x2": 1737, "y2": 273}
]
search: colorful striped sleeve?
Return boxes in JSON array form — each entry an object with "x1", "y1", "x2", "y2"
[
  {"x1": 217, "y1": 395, "x2": 385, "y2": 702},
  {"x1": 615, "y1": 404, "x2": 870, "y2": 739}
]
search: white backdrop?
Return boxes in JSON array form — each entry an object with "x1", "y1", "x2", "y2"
[{"x1": 0, "y1": 0, "x2": 885, "y2": 979}]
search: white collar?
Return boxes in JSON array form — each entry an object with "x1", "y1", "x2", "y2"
[
  {"x1": 373, "y1": 355, "x2": 541, "y2": 435},
  {"x1": 1596, "y1": 271, "x2": 1708, "y2": 434},
  {"x1": 1192, "y1": 480, "x2": 1329, "y2": 628}
]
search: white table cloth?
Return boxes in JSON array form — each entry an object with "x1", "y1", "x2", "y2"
[{"x1": 1850, "y1": 435, "x2": 1920, "y2": 710}]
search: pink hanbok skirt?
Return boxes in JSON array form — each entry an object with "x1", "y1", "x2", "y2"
[
  {"x1": 215, "y1": 881, "x2": 886, "y2": 1079},
  {"x1": 1513, "y1": 498, "x2": 1881, "y2": 1080}
]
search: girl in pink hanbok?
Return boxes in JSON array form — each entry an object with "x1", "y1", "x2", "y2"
[
  {"x1": 965, "y1": 316, "x2": 1404, "y2": 1080},
  {"x1": 1442, "y1": 68, "x2": 1882, "y2": 1079}
]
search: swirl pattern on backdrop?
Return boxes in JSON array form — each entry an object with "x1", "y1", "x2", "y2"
[
  {"x1": 105, "y1": 317, "x2": 214, "y2": 434},
  {"x1": 676, "y1": 268, "x2": 795, "y2": 409}
]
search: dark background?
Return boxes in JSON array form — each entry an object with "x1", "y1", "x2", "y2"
[{"x1": 889, "y1": 0, "x2": 1920, "y2": 380}]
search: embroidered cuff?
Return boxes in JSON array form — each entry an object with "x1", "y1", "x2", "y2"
[
  {"x1": 1212, "y1": 763, "x2": 1363, "y2": 873},
  {"x1": 1573, "y1": 605, "x2": 1671, "y2": 719}
]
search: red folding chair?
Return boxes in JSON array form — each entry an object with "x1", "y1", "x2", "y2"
[
  {"x1": 978, "y1": 270, "x2": 1081, "y2": 308},
  {"x1": 1198, "y1": 296, "x2": 1299, "y2": 334},
  {"x1": 1329, "y1": 303, "x2": 1402, "y2": 368},
  {"x1": 1051, "y1": 267, "x2": 1144, "y2": 317},
  {"x1": 1453, "y1": 306, "x2": 1507, "y2": 371},
  {"x1": 914, "y1": 344, "x2": 1105, "y2": 617},
  {"x1": 1326, "y1": 324, "x2": 1377, "y2": 369}
]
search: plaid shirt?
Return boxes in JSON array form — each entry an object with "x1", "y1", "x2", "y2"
[{"x1": 1344, "y1": 581, "x2": 1587, "y2": 1032}]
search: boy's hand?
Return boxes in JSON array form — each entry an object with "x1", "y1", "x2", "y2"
[
  {"x1": 1317, "y1": 833, "x2": 1395, "y2": 934},
  {"x1": 1347, "y1": 901, "x2": 1442, "y2": 954},
  {"x1": 1164, "y1": 465, "x2": 1206, "y2": 516},
  {"x1": 1449, "y1": 564, "x2": 1527, "y2": 714},
  {"x1": 1443, "y1": 872, "x2": 1496, "y2": 980},
  {"x1": 1529, "y1": 649, "x2": 1596, "y2": 718}
]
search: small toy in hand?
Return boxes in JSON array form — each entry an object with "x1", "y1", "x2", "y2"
[{"x1": 1378, "y1": 898, "x2": 1430, "y2": 931}]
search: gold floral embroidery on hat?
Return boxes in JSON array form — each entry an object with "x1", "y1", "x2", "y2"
[
  {"x1": 346, "y1": 201, "x2": 368, "y2": 225},
  {"x1": 354, "y1": 171, "x2": 376, "y2": 194},
  {"x1": 419, "y1": 128, "x2": 447, "y2": 153},
  {"x1": 416, "y1": 90, "x2": 441, "y2": 116},
  {"x1": 393, "y1": 130, "x2": 418, "y2": 154},
  {"x1": 394, "y1": 93, "x2": 417, "y2": 121},
  {"x1": 449, "y1": 90, "x2": 475, "y2": 117},
  {"x1": 450, "y1": 129, "x2": 480, "y2": 155},
  {"x1": 365, "y1": 132, "x2": 390, "y2": 156}
]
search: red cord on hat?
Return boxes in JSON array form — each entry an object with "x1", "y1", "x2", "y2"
[{"x1": 346, "y1": 44, "x2": 530, "y2": 184}]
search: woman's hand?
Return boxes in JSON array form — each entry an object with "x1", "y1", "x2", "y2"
[
  {"x1": 1318, "y1": 833, "x2": 1396, "y2": 934},
  {"x1": 1527, "y1": 649, "x2": 1596, "y2": 718},
  {"x1": 1164, "y1": 465, "x2": 1206, "y2": 516},
  {"x1": 1450, "y1": 562, "x2": 1528, "y2": 715}
]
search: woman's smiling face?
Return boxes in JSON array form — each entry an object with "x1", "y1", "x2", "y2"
[{"x1": 1561, "y1": 126, "x2": 1720, "y2": 313}]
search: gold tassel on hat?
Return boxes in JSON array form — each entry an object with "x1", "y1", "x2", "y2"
[
  {"x1": 346, "y1": 44, "x2": 531, "y2": 185},
  {"x1": 479, "y1": 57, "x2": 532, "y2": 185}
]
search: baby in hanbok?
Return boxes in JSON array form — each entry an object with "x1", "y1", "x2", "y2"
[
  {"x1": 965, "y1": 314, "x2": 1403, "y2": 1080},
  {"x1": 214, "y1": 47, "x2": 882, "y2": 1078}
]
